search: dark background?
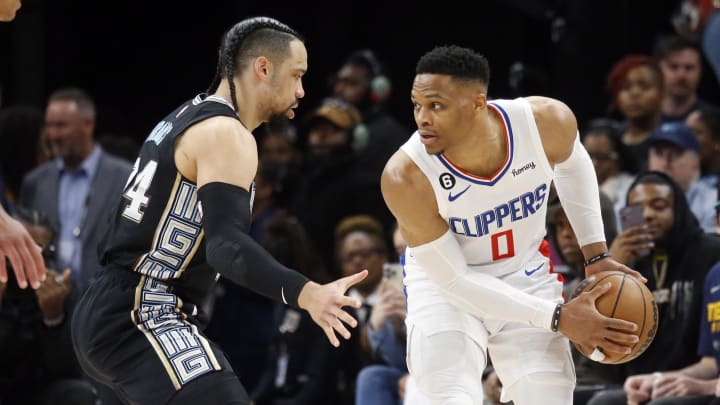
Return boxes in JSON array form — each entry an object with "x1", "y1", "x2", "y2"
[{"x1": 1, "y1": 0, "x2": 718, "y2": 143}]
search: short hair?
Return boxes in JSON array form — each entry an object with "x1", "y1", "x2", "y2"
[
  {"x1": 206, "y1": 17, "x2": 303, "y2": 111},
  {"x1": 629, "y1": 172, "x2": 676, "y2": 205},
  {"x1": 48, "y1": 87, "x2": 96, "y2": 118},
  {"x1": 415, "y1": 45, "x2": 490, "y2": 86},
  {"x1": 653, "y1": 35, "x2": 701, "y2": 61}
]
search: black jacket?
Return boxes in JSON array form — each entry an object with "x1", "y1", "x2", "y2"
[{"x1": 622, "y1": 171, "x2": 720, "y2": 376}]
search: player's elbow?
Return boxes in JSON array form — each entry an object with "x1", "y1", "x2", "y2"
[{"x1": 205, "y1": 236, "x2": 248, "y2": 285}]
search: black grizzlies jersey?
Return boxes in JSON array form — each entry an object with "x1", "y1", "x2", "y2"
[{"x1": 101, "y1": 94, "x2": 243, "y2": 307}]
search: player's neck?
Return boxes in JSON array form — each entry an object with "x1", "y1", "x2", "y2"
[
  {"x1": 214, "y1": 79, "x2": 261, "y2": 131},
  {"x1": 443, "y1": 111, "x2": 507, "y2": 177}
]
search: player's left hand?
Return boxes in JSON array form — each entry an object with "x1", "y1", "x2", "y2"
[
  {"x1": 297, "y1": 269, "x2": 368, "y2": 347},
  {"x1": 585, "y1": 257, "x2": 647, "y2": 284}
]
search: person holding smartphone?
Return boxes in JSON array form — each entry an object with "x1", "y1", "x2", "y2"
[
  {"x1": 611, "y1": 203, "x2": 656, "y2": 264},
  {"x1": 590, "y1": 171, "x2": 720, "y2": 405}
]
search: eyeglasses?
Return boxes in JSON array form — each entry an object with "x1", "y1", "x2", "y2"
[{"x1": 340, "y1": 247, "x2": 382, "y2": 264}]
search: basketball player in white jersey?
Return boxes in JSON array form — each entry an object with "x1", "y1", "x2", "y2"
[{"x1": 381, "y1": 45, "x2": 645, "y2": 405}]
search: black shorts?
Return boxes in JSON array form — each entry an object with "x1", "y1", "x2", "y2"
[{"x1": 71, "y1": 268, "x2": 249, "y2": 405}]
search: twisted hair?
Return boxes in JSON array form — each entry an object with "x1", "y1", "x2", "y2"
[{"x1": 206, "y1": 16, "x2": 303, "y2": 111}]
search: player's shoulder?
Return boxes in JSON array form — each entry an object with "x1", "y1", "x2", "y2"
[
  {"x1": 525, "y1": 96, "x2": 574, "y2": 121},
  {"x1": 381, "y1": 149, "x2": 428, "y2": 193},
  {"x1": 189, "y1": 115, "x2": 244, "y2": 133},
  {"x1": 183, "y1": 115, "x2": 249, "y2": 144},
  {"x1": 525, "y1": 96, "x2": 577, "y2": 135}
]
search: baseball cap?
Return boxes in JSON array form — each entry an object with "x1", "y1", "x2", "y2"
[
  {"x1": 305, "y1": 98, "x2": 362, "y2": 130},
  {"x1": 648, "y1": 122, "x2": 700, "y2": 153}
]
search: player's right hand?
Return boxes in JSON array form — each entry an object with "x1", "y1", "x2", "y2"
[
  {"x1": 558, "y1": 282, "x2": 639, "y2": 355},
  {"x1": 0, "y1": 214, "x2": 46, "y2": 289},
  {"x1": 298, "y1": 269, "x2": 368, "y2": 347}
]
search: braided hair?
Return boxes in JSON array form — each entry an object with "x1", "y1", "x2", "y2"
[{"x1": 206, "y1": 16, "x2": 303, "y2": 112}]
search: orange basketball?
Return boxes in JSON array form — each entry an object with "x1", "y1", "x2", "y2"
[{"x1": 571, "y1": 270, "x2": 658, "y2": 364}]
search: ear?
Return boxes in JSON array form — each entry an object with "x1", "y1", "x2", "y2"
[
  {"x1": 254, "y1": 56, "x2": 272, "y2": 80},
  {"x1": 473, "y1": 91, "x2": 488, "y2": 111}
]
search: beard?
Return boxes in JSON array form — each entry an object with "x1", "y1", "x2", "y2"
[{"x1": 267, "y1": 99, "x2": 298, "y2": 122}]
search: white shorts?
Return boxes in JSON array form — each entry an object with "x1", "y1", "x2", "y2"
[{"x1": 404, "y1": 253, "x2": 575, "y2": 403}]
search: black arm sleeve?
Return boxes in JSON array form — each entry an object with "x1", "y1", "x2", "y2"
[{"x1": 198, "y1": 182, "x2": 309, "y2": 308}]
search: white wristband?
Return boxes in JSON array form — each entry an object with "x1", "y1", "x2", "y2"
[{"x1": 590, "y1": 347, "x2": 606, "y2": 362}]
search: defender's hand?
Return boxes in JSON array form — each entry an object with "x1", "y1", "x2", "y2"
[
  {"x1": 298, "y1": 269, "x2": 368, "y2": 347},
  {"x1": 0, "y1": 214, "x2": 45, "y2": 289}
]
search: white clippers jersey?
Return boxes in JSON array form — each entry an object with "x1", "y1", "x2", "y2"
[{"x1": 402, "y1": 98, "x2": 554, "y2": 282}]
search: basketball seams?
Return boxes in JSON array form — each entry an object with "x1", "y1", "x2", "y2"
[
  {"x1": 609, "y1": 275, "x2": 626, "y2": 318},
  {"x1": 608, "y1": 274, "x2": 629, "y2": 364},
  {"x1": 627, "y1": 275, "x2": 656, "y2": 359}
]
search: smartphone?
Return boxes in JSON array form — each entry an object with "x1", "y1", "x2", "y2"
[
  {"x1": 619, "y1": 204, "x2": 650, "y2": 257},
  {"x1": 383, "y1": 262, "x2": 405, "y2": 291}
]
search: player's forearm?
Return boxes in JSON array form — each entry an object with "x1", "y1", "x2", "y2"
[
  {"x1": 411, "y1": 230, "x2": 558, "y2": 330},
  {"x1": 581, "y1": 242, "x2": 610, "y2": 262},
  {"x1": 199, "y1": 182, "x2": 309, "y2": 307},
  {"x1": 554, "y1": 135, "x2": 606, "y2": 247}
]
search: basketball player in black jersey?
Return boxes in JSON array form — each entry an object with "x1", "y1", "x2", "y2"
[{"x1": 71, "y1": 17, "x2": 368, "y2": 404}]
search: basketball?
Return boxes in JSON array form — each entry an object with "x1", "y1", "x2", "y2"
[{"x1": 571, "y1": 270, "x2": 658, "y2": 364}]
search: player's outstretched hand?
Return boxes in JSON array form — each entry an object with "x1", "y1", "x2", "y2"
[
  {"x1": 559, "y1": 282, "x2": 639, "y2": 356},
  {"x1": 0, "y1": 212, "x2": 45, "y2": 289},
  {"x1": 298, "y1": 269, "x2": 368, "y2": 347},
  {"x1": 585, "y1": 257, "x2": 647, "y2": 283}
]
